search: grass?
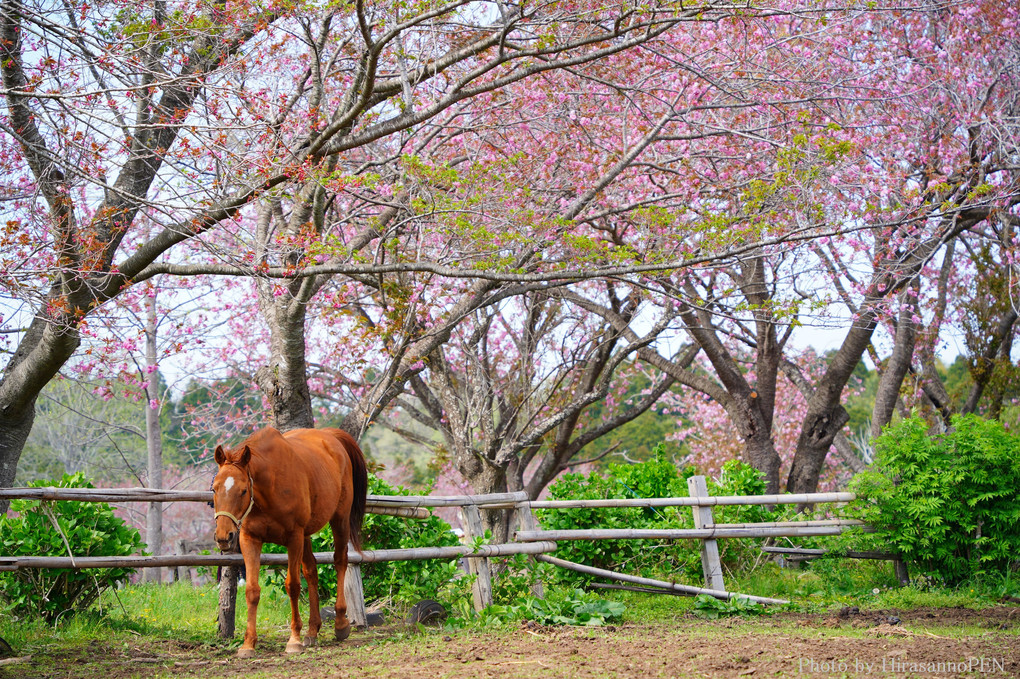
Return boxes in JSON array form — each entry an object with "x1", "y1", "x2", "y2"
[
  {"x1": 2, "y1": 558, "x2": 1018, "y2": 661},
  {"x1": 0, "y1": 581, "x2": 298, "y2": 657}
]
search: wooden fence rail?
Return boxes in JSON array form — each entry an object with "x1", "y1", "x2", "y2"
[
  {"x1": 0, "y1": 481, "x2": 882, "y2": 634},
  {"x1": 528, "y1": 491, "x2": 856, "y2": 508},
  {"x1": 0, "y1": 541, "x2": 558, "y2": 572},
  {"x1": 515, "y1": 521, "x2": 866, "y2": 542}
]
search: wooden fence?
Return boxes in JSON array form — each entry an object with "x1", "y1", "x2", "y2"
[{"x1": 0, "y1": 479, "x2": 879, "y2": 635}]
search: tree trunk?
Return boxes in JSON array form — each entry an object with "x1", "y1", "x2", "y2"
[
  {"x1": 0, "y1": 402, "x2": 34, "y2": 516},
  {"x1": 870, "y1": 288, "x2": 919, "y2": 439},
  {"x1": 986, "y1": 326, "x2": 1015, "y2": 420},
  {"x1": 0, "y1": 315, "x2": 81, "y2": 515},
  {"x1": 458, "y1": 452, "x2": 512, "y2": 544},
  {"x1": 961, "y1": 308, "x2": 1018, "y2": 415},
  {"x1": 786, "y1": 308, "x2": 877, "y2": 495},
  {"x1": 743, "y1": 420, "x2": 783, "y2": 495},
  {"x1": 143, "y1": 292, "x2": 164, "y2": 583},
  {"x1": 254, "y1": 298, "x2": 315, "y2": 432}
]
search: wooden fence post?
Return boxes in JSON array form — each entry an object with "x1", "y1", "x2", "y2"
[
  {"x1": 894, "y1": 558, "x2": 910, "y2": 586},
  {"x1": 217, "y1": 565, "x2": 238, "y2": 639},
  {"x1": 460, "y1": 505, "x2": 493, "y2": 611},
  {"x1": 687, "y1": 475, "x2": 725, "y2": 592},
  {"x1": 514, "y1": 501, "x2": 545, "y2": 598},
  {"x1": 175, "y1": 539, "x2": 192, "y2": 584},
  {"x1": 344, "y1": 550, "x2": 368, "y2": 627}
]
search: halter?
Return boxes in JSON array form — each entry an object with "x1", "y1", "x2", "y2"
[{"x1": 214, "y1": 470, "x2": 256, "y2": 529}]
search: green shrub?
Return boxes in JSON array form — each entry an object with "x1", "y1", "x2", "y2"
[
  {"x1": 536, "y1": 446, "x2": 773, "y2": 586},
  {"x1": 263, "y1": 474, "x2": 463, "y2": 607},
  {"x1": 847, "y1": 414, "x2": 1020, "y2": 584},
  {"x1": 445, "y1": 588, "x2": 625, "y2": 629},
  {"x1": 692, "y1": 593, "x2": 767, "y2": 619},
  {"x1": 490, "y1": 552, "x2": 554, "y2": 605},
  {"x1": 0, "y1": 473, "x2": 145, "y2": 623}
]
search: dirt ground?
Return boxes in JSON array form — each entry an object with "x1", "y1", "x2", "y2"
[{"x1": 2, "y1": 606, "x2": 1019, "y2": 678}]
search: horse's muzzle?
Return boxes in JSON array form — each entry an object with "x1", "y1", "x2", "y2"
[{"x1": 217, "y1": 532, "x2": 239, "y2": 554}]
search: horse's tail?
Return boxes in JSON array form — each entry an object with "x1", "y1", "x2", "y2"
[{"x1": 332, "y1": 428, "x2": 368, "y2": 552}]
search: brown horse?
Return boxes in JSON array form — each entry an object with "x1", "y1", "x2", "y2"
[{"x1": 212, "y1": 427, "x2": 367, "y2": 658}]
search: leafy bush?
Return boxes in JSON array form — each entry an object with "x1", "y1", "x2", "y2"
[
  {"x1": 536, "y1": 446, "x2": 773, "y2": 586},
  {"x1": 692, "y1": 593, "x2": 767, "y2": 619},
  {"x1": 445, "y1": 589, "x2": 625, "y2": 628},
  {"x1": 847, "y1": 415, "x2": 1020, "y2": 584},
  {"x1": 0, "y1": 473, "x2": 145, "y2": 623},
  {"x1": 490, "y1": 552, "x2": 555, "y2": 605},
  {"x1": 517, "y1": 589, "x2": 625, "y2": 626},
  {"x1": 264, "y1": 474, "x2": 464, "y2": 607}
]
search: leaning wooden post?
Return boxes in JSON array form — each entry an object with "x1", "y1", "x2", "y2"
[
  {"x1": 514, "y1": 500, "x2": 545, "y2": 598},
  {"x1": 687, "y1": 476, "x2": 725, "y2": 592},
  {"x1": 460, "y1": 505, "x2": 493, "y2": 611},
  {"x1": 217, "y1": 565, "x2": 239, "y2": 639},
  {"x1": 344, "y1": 547, "x2": 368, "y2": 627}
]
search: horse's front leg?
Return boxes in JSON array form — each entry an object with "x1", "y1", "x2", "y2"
[
  {"x1": 238, "y1": 532, "x2": 263, "y2": 659},
  {"x1": 285, "y1": 535, "x2": 306, "y2": 654}
]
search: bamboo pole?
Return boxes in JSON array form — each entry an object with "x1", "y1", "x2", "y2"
[
  {"x1": 529, "y1": 492, "x2": 856, "y2": 509},
  {"x1": 516, "y1": 522, "x2": 863, "y2": 542},
  {"x1": 590, "y1": 583, "x2": 694, "y2": 597},
  {"x1": 357, "y1": 491, "x2": 530, "y2": 509},
  {"x1": 0, "y1": 541, "x2": 559, "y2": 571},
  {"x1": 535, "y1": 555, "x2": 789, "y2": 605},
  {"x1": 0, "y1": 487, "x2": 433, "y2": 518},
  {"x1": 761, "y1": 546, "x2": 898, "y2": 560},
  {"x1": 720, "y1": 519, "x2": 864, "y2": 529}
]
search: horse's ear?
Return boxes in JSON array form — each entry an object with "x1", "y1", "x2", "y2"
[
  {"x1": 238, "y1": 444, "x2": 251, "y2": 466},
  {"x1": 214, "y1": 445, "x2": 227, "y2": 466}
]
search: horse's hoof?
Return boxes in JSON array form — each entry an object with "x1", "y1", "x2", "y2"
[
  {"x1": 303, "y1": 636, "x2": 317, "y2": 648},
  {"x1": 237, "y1": 647, "x2": 256, "y2": 659},
  {"x1": 336, "y1": 625, "x2": 351, "y2": 642},
  {"x1": 285, "y1": 641, "x2": 305, "y2": 654}
]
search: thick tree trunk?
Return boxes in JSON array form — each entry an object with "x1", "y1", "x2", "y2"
[
  {"x1": 0, "y1": 315, "x2": 81, "y2": 515},
  {"x1": 254, "y1": 300, "x2": 315, "y2": 432},
  {"x1": 743, "y1": 420, "x2": 783, "y2": 495},
  {"x1": 458, "y1": 452, "x2": 512, "y2": 544},
  {"x1": 787, "y1": 309, "x2": 877, "y2": 494},
  {"x1": 0, "y1": 403, "x2": 34, "y2": 516}
]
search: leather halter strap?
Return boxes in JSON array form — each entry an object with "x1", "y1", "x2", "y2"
[{"x1": 214, "y1": 470, "x2": 255, "y2": 529}]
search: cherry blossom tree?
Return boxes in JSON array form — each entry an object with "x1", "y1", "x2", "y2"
[{"x1": 0, "y1": 0, "x2": 730, "y2": 511}]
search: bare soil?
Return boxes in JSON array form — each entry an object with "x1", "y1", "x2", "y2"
[{"x1": 3, "y1": 606, "x2": 1019, "y2": 678}]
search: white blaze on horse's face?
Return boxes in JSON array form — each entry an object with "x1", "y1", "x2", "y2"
[{"x1": 213, "y1": 464, "x2": 250, "y2": 552}]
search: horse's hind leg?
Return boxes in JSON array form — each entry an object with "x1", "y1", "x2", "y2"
[
  {"x1": 330, "y1": 516, "x2": 352, "y2": 641},
  {"x1": 301, "y1": 536, "x2": 322, "y2": 647},
  {"x1": 284, "y1": 536, "x2": 306, "y2": 654}
]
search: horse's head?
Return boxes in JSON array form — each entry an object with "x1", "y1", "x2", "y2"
[{"x1": 212, "y1": 443, "x2": 254, "y2": 553}]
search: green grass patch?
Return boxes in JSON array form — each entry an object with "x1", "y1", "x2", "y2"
[
  {"x1": 0, "y1": 581, "x2": 298, "y2": 657},
  {"x1": 2, "y1": 559, "x2": 1016, "y2": 661}
]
